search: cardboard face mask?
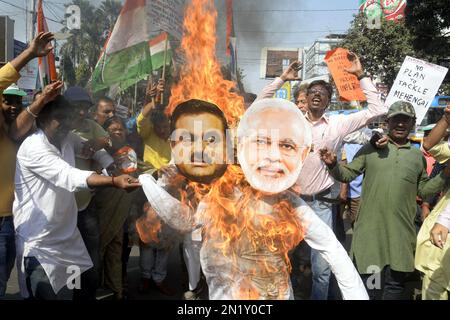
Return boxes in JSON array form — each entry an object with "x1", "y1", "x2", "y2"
[
  {"x1": 170, "y1": 99, "x2": 229, "y2": 184},
  {"x1": 237, "y1": 98, "x2": 312, "y2": 194}
]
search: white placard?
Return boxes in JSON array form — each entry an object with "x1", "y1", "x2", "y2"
[
  {"x1": 385, "y1": 56, "x2": 448, "y2": 125},
  {"x1": 147, "y1": 0, "x2": 186, "y2": 40},
  {"x1": 17, "y1": 59, "x2": 38, "y2": 90}
]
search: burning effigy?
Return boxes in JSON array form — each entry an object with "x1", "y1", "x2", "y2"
[{"x1": 139, "y1": 0, "x2": 368, "y2": 300}]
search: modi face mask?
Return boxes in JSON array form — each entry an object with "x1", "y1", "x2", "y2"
[{"x1": 237, "y1": 98, "x2": 312, "y2": 194}]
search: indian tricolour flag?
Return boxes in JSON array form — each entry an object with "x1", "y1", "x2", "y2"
[
  {"x1": 37, "y1": 0, "x2": 57, "y2": 88},
  {"x1": 149, "y1": 32, "x2": 172, "y2": 71},
  {"x1": 91, "y1": 0, "x2": 152, "y2": 92}
]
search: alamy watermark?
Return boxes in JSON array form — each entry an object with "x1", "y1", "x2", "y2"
[
  {"x1": 66, "y1": 5, "x2": 81, "y2": 30},
  {"x1": 66, "y1": 265, "x2": 81, "y2": 289}
]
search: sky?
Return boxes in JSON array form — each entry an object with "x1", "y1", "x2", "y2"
[
  {"x1": 0, "y1": 0, "x2": 106, "y2": 42},
  {"x1": 0, "y1": 0, "x2": 359, "y2": 92},
  {"x1": 220, "y1": 0, "x2": 359, "y2": 92}
]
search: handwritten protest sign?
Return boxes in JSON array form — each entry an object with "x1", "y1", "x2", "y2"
[
  {"x1": 385, "y1": 56, "x2": 448, "y2": 125},
  {"x1": 325, "y1": 48, "x2": 366, "y2": 102},
  {"x1": 147, "y1": 0, "x2": 186, "y2": 40}
]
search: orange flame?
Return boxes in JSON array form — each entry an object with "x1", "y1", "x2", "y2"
[
  {"x1": 197, "y1": 166, "x2": 306, "y2": 299},
  {"x1": 136, "y1": 202, "x2": 162, "y2": 244},
  {"x1": 167, "y1": 0, "x2": 244, "y2": 126},
  {"x1": 168, "y1": 0, "x2": 306, "y2": 300}
]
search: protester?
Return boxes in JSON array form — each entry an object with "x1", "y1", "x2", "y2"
[
  {"x1": 136, "y1": 79, "x2": 171, "y2": 173},
  {"x1": 415, "y1": 103, "x2": 450, "y2": 299},
  {"x1": 257, "y1": 53, "x2": 386, "y2": 300},
  {"x1": 413, "y1": 125, "x2": 441, "y2": 231},
  {"x1": 2, "y1": 84, "x2": 26, "y2": 125},
  {"x1": 64, "y1": 86, "x2": 115, "y2": 300},
  {"x1": 320, "y1": 101, "x2": 448, "y2": 300},
  {"x1": 128, "y1": 80, "x2": 176, "y2": 296},
  {"x1": 0, "y1": 31, "x2": 57, "y2": 299},
  {"x1": 292, "y1": 82, "x2": 308, "y2": 113},
  {"x1": 13, "y1": 95, "x2": 140, "y2": 300},
  {"x1": 137, "y1": 201, "x2": 179, "y2": 297},
  {"x1": 94, "y1": 97, "x2": 115, "y2": 126},
  {"x1": 90, "y1": 116, "x2": 139, "y2": 300}
]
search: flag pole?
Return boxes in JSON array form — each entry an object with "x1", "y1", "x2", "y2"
[
  {"x1": 133, "y1": 82, "x2": 137, "y2": 115},
  {"x1": 146, "y1": 74, "x2": 154, "y2": 105},
  {"x1": 160, "y1": 35, "x2": 169, "y2": 104}
]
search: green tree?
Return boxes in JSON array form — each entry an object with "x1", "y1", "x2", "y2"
[
  {"x1": 98, "y1": 0, "x2": 122, "y2": 38},
  {"x1": 60, "y1": 52, "x2": 76, "y2": 86},
  {"x1": 339, "y1": 13, "x2": 415, "y2": 88},
  {"x1": 406, "y1": 0, "x2": 450, "y2": 94},
  {"x1": 59, "y1": 0, "x2": 121, "y2": 87},
  {"x1": 341, "y1": 4, "x2": 450, "y2": 94},
  {"x1": 75, "y1": 60, "x2": 91, "y2": 86},
  {"x1": 405, "y1": 0, "x2": 450, "y2": 62}
]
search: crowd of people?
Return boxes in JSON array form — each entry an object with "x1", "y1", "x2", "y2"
[{"x1": 0, "y1": 31, "x2": 449, "y2": 301}]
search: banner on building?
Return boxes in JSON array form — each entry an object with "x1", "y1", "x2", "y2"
[{"x1": 359, "y1": 0, "x2": 406, "y2": 22}]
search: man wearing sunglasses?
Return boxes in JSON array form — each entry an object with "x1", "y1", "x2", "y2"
[{"x1": 257, "y1": 53, "x2": 387, "y2": 300}]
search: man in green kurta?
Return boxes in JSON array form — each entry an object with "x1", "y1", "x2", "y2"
[{"x1": 319, "y1": 101, "x2": 448, "y2": 300}]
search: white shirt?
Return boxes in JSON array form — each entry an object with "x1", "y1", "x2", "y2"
[
  {"x1": 13, "y1": 129, "x2": 110, "y2": 297},
  {"x1": 139, "y1": 173, "x2": 369, "y2": 300}
]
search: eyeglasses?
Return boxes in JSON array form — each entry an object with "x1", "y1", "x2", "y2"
[{"x1": 307, "y1": 88, "x2": 329, "y2": 96}]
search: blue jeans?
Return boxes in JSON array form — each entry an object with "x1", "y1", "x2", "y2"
[
  {"x1": 0, "y1": 216, "x2": 15, "y2": 298},
  {"x1": 304, "y1": 198, "x2": 333, "y2": 300},
  {"x1": 73, "y1": 205, "x2": 100, "y2": 300},
  {"x1": 139, "y1": 245, "x2": 170, "y2": 283}
]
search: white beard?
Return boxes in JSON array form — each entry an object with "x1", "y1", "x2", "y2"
[{"x1": 238, "y1": 149, "x2": 303, "y2": 194}]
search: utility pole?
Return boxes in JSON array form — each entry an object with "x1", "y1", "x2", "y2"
[
  {"x1": 27, "y1": 0, "x2": 36, "y2": 42},
  {"x1": 25, "y1": 0, "x2": 28, "y2": 43}
]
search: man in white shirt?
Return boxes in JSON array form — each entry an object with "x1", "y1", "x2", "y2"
[{"x1": 13, "y1": 95, "x2": 140, "y2": 300}]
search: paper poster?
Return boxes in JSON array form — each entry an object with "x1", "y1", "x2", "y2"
[
  {"x1": 385, "y1": 56, "x2": 448, "y2": 125},
  {"x1": 18, "y1": 59, "x2": 38, "y2": 90},
  {"x1": 325, "y1": 48, "x2": 366, "y2": 102}
]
